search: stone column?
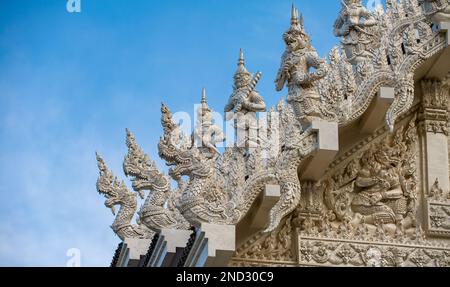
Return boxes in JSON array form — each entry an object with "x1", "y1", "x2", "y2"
[{"x1": 418, "y1": 78, "x2": 450, "y2": 237}]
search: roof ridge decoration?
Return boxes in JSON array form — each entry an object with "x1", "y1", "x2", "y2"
[{"x1": 96, "y1": 1, "x2": 450, "y2": 243}]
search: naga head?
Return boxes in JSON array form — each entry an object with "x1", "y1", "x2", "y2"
[
  {"x1": 96, "y1": 153, "x2": 136, "y2": 215},
  {"x1": 167, "y1": 148, "x2": 211, "y2": 180},
  {"x1": 167, "y1": 153, "x2": 193, "y2": 180},
  {"x1": 158, "y1": 103, "x2": 212, "y2": 181},
  {"x1": 283, "y1": 5, "x2": 311, "y2": 52},
  {"x1": 123, "y1": 129, "x2": 171, "y2": 195}
]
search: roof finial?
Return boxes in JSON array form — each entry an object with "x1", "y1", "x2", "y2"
[
  {"x1": 234, "y1": 48, "x2": 250, "y2": 79},
  {"x1": 299, "y1": 12, "x2": 304, "y2": 30},
  {"x1": 96, "y1": 152, "x2": 106, "y2": 172},
  {"x1": 291, "y1": 4, "x2": 299, "y2": 26},
  {"x1": 201, "y1": 87, "x2": 207, "y2": 105},
  {"x1": 238, "y1": 48, "x2": 245, "y2": 67},
  {"x1": 198, "y1": 87, "x2": 211, "y2": 114}
]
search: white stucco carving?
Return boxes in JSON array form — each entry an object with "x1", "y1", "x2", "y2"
[{"x1": 98, "y1": 1, "x2": 450, "y2": 267}]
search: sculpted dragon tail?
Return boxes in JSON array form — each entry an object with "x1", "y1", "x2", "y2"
[
  {"x1": 265, "y1": 182, "x2": 302, "y2": 233},
  {"x1": 386, "y1": 75, "x2": 415, "y2": 132}
]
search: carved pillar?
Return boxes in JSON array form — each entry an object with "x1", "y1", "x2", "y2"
[{"x1": 418, "y1": 78, "x2": 450, "y2": 237}]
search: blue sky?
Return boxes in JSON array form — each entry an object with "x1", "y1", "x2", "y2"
[{"x1": 0, "y1": 0, "x2": 348, "y2": 266}]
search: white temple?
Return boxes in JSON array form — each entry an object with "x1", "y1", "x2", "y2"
[{"x1": 96, "y1": 0, "x2": 450, "y2": 267}]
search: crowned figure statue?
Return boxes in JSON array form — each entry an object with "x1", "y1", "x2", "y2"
[
  {"x1": 193, "y1": 88, "x2": 225, "y2": 157},
  {"x1": 225, "y1": 49, "x2": 266, "y2": 150},
  {"x1": 275, "y1": 5, "x2": 327, "y2": 127},
  {"x1": 334, "y1": 0, "x2": 378, "y2": 65}
]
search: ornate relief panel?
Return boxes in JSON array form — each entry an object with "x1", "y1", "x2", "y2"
[
  {"x1": 427, "y1": 201, "x2": 450, "y2": 237},
  {"x1": 230, "y1": 216, "x2": 297, "y2": 267},
  {"x1": 298, "y1": 235, "x2": 450, "y2": 267},
  {"x1": 426, "y1": 178, "x2": 450, "y2": 236},
  {"x1": 231, "y1": 112, "x2": 449, "y2": 267}
]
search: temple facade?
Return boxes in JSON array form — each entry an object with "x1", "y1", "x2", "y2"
[{"x1": 96, "y1": 0, "x2": 450, "y2": 267}]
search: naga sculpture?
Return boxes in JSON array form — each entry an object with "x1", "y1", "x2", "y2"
[
  {"x1": 157, "y1": 88, "x2": 314, "y2": 232},
  {"x1": 96, "y1": 153, "x2": 153, "y2": 240},
  {"x1": 159, "y1": 101, "x2": 240, "y2": 226},
  {"x1": 275, "y1": 6, "x2": 328, "y2": 127},
  {"x1": 123, "y1": 129, "x2": 190, "y2": 231},
  {"x1": 265, "y1": 128, "x2": 317, "y2": 232}
]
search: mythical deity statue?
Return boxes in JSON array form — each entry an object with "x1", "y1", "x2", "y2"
[
  {"x1": 225, "y1": 49, "x2": 266, "y2": 149},
  {"x1": 349, "y1": 122, "x2": 418, "y2": 229},
  {"x1": 275, "y1": 6, "x2": 328, "y2": 127},
  {"x1": 334, "y1": 0, "x2": 378, "y2": 65},
  {"x1": 351, "y1": 145, "x2": 407, "y2": 225},
  {"x1": 429, "y1": 178, "x2": 445, "y2": 199},
  {"x1": 193, "y1": 88, "x2": 225, "y2": 156},
  {"x1": 96, "y1": 153, "x2": 153, "y2": 240},
  {"x1": 225, "y1": 49, "x2": 266, "y2": 115},
  {"x1": 321, "y1": 117, "x2": 418, "y2": 238},
  {"x1": 262, "y1": 7, "x2": 329, "y2": 233}
]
